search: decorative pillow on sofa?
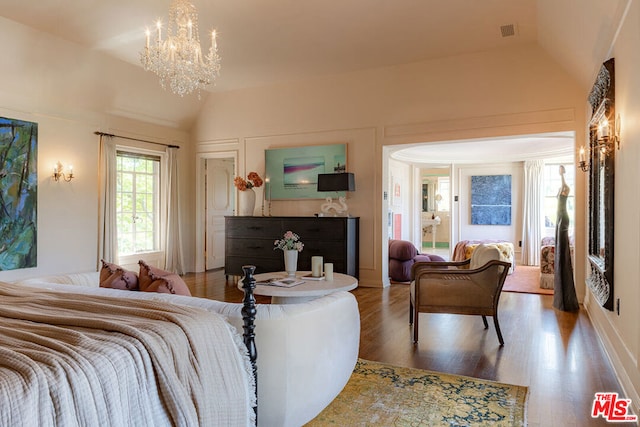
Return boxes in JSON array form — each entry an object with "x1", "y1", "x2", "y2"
[
  {"x1": 99, "y1": 260, "x2": 139, "y2": 290},
  {"x1": 469, "y1": 244, "x2": 501, "y2": 270},
  {"x1": 138, "y1": 260, "x2": 191, "y2": 296}
]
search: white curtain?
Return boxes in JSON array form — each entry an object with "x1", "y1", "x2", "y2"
[
  {"x1": 98, "y1": 135, "x2": 118, "y2": 266},
  {"x1": 164, "y1": 146, "x2": 184, "y2": 274},
  {"x1": 521, "y1": 160, "x2": 544, "y2": 265}
]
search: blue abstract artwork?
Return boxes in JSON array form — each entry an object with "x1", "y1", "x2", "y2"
[
  {"x1": 0, "y1": 117, "x2": 38, "y2": 270},
  {"x1": 470, "y1": 175, "x2": 511, "y2": 225}
]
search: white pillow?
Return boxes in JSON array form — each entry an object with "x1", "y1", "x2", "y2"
[{"x1": 469, "y1": 244, "x2": 501, "y2": 270}]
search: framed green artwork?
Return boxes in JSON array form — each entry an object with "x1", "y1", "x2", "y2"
[
  {"x1": 265, "y1": 143, "x2": 346, "y2": 200},
  {"x1": 0, "y1": 116, "x2": 38, "y2": 270}
]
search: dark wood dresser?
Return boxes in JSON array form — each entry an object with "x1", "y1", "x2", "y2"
[{"x1": 225, "y1": 216, "x2": 359, "y2": 278}]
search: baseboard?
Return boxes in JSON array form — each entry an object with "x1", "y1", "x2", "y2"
[
  {"x1": 421, "y1": 243, "x2": 450, "y2": 249},
  {"x1": 585, "y1": 297, "x2": 640, "y2": 416}
]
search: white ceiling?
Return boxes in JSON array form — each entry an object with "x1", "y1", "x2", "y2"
[
  {"x1": 389, "y1": 131, "x2": 575, "y2": 165},
  {"x1": 0, "y1": 0, "x2": 629, "y2": 162},
  {"x1": 0, "y1": 0, "x2": 539, "y2": 93}
]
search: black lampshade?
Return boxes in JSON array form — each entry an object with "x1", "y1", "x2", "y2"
[{"x1": 317, "y1": 173, "x2": 356, "y2": 192}]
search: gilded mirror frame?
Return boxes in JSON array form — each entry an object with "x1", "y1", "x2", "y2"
[{"x1": 586, "y1": 58, "x2": 615, "y2": 311}]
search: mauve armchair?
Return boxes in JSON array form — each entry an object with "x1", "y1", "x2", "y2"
[{"x1": 388, "y1": 239, "x2": 445, "y2": 282}]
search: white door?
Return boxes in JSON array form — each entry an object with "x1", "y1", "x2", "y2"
[{"x1": 205, "y1": 158, "x2": 235, "y2": 269}]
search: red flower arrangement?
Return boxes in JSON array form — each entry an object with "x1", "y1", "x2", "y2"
[{"x1": 234, "y1": 172, "x2": 264, "y2": 191}]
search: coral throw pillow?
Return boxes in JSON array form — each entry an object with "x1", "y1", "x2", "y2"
[
  {"x1": 138, "y1": 260, "x2": 191, "y2": 296},
  {"x1": 99, "y1": 260, "x2": 139, "y2": 291}
]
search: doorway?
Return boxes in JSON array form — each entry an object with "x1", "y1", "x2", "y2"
[
  {"x1": 383, "y1": 132, "x2": 576, "y2": 274},
  {"x1": 420, "y1": 168, "x2": 451, "y2": 258},
  {"x1": 195, "y1": 151, "x2": 238, "y2": 272},
  {"x1": 204, "y1": 157, "x2": 235, "y2": 269}
]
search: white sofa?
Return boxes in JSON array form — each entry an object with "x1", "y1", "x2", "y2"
[{"x1": 14, "y1": 272, "x2": 361, "y2": 427}]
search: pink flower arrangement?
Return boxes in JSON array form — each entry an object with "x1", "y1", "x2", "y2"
[
  {"x1": 274, "y1": 231, "x2": 304, "y2": 252},
  {"x1": 234, "y1": 172, "x2": 264, "y2": 191}
]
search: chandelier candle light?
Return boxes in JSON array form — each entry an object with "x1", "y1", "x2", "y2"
[{"x1": 140, "y1": 0, "x2": 221, "y2": 97}]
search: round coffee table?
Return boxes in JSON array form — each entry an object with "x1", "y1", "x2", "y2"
[{"x1": 240, "y1": 271, "x2": 358, "y2": 304}]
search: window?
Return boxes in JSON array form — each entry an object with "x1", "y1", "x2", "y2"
[
  {"x1": 421, "y1": 175, "x2": 450, "y2": 212},
  {"x1": 543, "y1": 163, "x2": 575, "y2": 236},
  {"x1": 436, "y1": 177, "x2": 450, "y2": 212},
  {"x1": 116, "y1": 151, "x2": 161, "y2": 255}
]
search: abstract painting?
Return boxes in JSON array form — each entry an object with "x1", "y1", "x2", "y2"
[
  {"x1": 265, "y1": 144, "x2": 346, "y2": 199},
  {"x1": 0, "y1": 117, "x2": 37, "y2": 270},
  {"x1": 283, "y1": 156, "x2": 325, "y2": 187},
  {"x1": 470, "y1": 174, "x2": 511, "y2": 225}
]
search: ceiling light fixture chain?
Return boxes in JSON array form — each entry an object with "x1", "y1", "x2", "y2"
[{"x1": 140, "y1": 0, "x2": 221, "y2": 97}]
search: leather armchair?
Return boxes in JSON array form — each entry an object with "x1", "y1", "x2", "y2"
[{"x1": 410, "y1": 244, "x2": 511, "y2": 346}]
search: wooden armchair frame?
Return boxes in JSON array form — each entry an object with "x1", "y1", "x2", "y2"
[{"x1": 410, "y1": 257, "x2": 511, "y2": 346}]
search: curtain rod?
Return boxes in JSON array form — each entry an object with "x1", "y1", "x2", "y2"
[{"x1": 94, "y1": 131, "x2": 180, "y2": 149}]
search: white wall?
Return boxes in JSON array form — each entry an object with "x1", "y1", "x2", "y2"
[
  {"x1": 0, "y1": 2, "x2": 637, "y2": 417},
  {"x1": 194, "y1": 43, "x2": 586, "y2": 288},
  {"x1": 0, "y1": 110, "x2": 191, "y2": 283},
  {"x1": 454, "y1": 162, "x2": 523, "y2": 257},
  {"x1": 388, "y1": 158, "x2": 413, "y2": 242},
  {"x1": 584, "y1": 0, "x2": 640, "y2": 414},
  {"x1": 0, "y1": 17, "x2": 194, "y2": 282}
]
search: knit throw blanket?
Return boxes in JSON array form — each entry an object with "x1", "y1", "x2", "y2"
[{"x1": 0, "y1": 281, "x2": 255, "y2": 427}]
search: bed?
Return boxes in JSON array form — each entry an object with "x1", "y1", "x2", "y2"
[{"x1": 0, "y1": 267, "x2": 260, "y2": 426}]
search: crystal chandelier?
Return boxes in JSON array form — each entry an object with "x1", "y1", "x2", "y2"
[{"x1": 140, "y1": 0, "x2": 221, "y2": 97}]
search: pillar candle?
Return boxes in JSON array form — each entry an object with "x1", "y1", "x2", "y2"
[
  {"x1": 311, "y1": 256, "x2": 323, "y2": 277},
  {"x1": 324, "y1": 263, "x2": 334, "y2": 281}
]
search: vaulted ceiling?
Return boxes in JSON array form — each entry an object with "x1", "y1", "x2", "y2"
[
  {"x1": 0, "y1": 0, "x2": 630, "y2": 150},
  {"x1": 0, "y1": 0, "x2": 628, "y2": 94},
  {"x1": 1, "y1": 0, "x2": 541, "y2": 93}
]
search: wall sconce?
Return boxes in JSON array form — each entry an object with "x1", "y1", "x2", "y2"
[
  {"x1": 52, "y1": 161, "x2": 74, "y2": 182},
  {"x1": 578, "y1": 113, "x2": 620, "y2": 172}
]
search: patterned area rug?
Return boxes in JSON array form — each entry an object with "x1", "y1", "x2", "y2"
[{"x1": 307, "y1": 359, "x2": 528, "y2": 427}]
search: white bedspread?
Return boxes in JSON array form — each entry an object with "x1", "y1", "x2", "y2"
[{"x1": 0, "y1": 281, "x2": 256, "y2": 427}]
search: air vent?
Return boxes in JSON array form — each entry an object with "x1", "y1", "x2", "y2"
[{"x1": 500, "y1": 24, "x2": 516, "y2": 38}]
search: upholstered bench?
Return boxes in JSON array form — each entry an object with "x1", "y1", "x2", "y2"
[
  {"x1": 539, "y1": 236, "x2": 574, "y2": 289},
  {"x1": 540, "y1": 236, "x2": 555, "y2": 289}
]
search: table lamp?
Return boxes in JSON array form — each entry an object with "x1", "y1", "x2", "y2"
[{"x1": 317, "y1": 172, "x2": 356, "y2": 216}]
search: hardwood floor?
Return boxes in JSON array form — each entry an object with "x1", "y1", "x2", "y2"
[{"x1": 183, "y1": 269, "x2": 625, "y2": 426}]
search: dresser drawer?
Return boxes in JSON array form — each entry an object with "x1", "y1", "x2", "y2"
[
  {"x1": 226, "y1": 238, "x2": 275, "y2": 257},
  {"x1": 225, "y1": 256, "x2": 283, "y2": 276},
  {"x1": 225, "y1": 218, "x2": 280, "y2": 238},
  {"x1": 225, "y1": 216, "x2": 359, "y2": 278},
  {"x1": 300, "y1": 241, "x2": 345, "y2": 257},
  {"x1": 289, "y1": 219, "x2": 346, "y2": 241}
]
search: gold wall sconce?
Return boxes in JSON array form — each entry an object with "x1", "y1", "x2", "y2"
[
  {"x1": 578, "y1": 113, "x2": 620, "y2": 173},
  {"x1": 52, "y1": 161, "x2": 74, "y2": 182}
]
